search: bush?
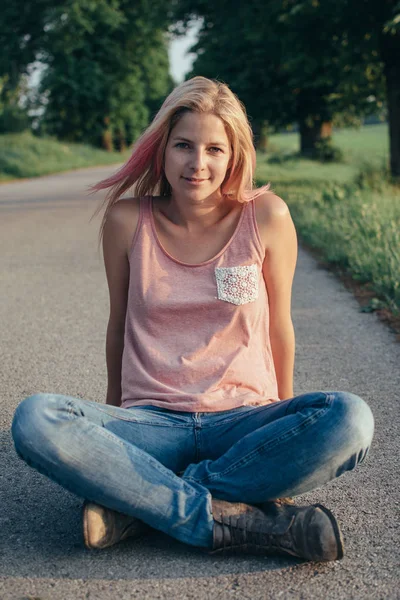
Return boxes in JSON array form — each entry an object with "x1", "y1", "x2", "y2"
[
  {"x1": 354, "y1": 160, "x2": 390, "y2": 191},
  {"x1": 267, "y1": 150, "x2": 299, "y2": 164},
  {"x1": 0, "y1": 105, "x2": 31, "y2": 134},
  {"x1": 287, "y1": 182, "x2": 400, "y2": 312},
  {"x1": 313, "y1": 138, "x2": 344, "y2": 163}
]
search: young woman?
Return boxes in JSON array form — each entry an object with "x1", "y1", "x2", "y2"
[{"x1": 11, "y1": 77, "x2": 374, "y2": 561}]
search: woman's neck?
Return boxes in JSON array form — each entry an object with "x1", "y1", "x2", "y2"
[{"x1": 157, "y1": 194, "x2": 237, "y2": 234}]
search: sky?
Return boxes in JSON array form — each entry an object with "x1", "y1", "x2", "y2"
[{"x1": 168, "y1": 21, "x2": 201, "y2": 83}]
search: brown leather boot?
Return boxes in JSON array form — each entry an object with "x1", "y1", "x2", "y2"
[
  {"x1": 82, "y1": 501, "x2": 152, "y2": 549},
  {"x1": 210, "y1": 498, "x2": 344, "y2": 562}
]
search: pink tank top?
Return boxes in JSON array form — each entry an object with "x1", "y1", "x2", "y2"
[{"x1": 121, "y1": 196, "x2": 279, "y2": 412}]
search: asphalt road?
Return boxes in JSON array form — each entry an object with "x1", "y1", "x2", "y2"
[{"x1": 0, "y1": 166, "x2": 399, "y2": 600}]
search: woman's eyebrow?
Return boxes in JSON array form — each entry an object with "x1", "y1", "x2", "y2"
[{"x1": 172, "y1": 136, "x2": 228, "y2": 148}]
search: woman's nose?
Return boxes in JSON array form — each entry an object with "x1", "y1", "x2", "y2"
[{"x1": 189, "y1": 149, "x2": 206, "y2": 171}]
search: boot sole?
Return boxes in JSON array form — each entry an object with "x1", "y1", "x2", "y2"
[
  {"x1": 314, "y1": 503, "x2": 344, "y2": 560},
  {"x1": 82, "y1": 501, "x2": 99, "y2": 549}
]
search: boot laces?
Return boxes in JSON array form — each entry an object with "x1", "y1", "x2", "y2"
[{"x1": 221, "y1": 513, "x2": 295, "y2": 554}]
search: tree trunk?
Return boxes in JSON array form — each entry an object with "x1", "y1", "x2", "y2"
[
  {"x1": 382, "y1": 35, "x2": 400, "y2": 179},
  {"x1": 116, "y1": 127, "x2": 127, "y2": 152},
  {"x1": 102, "y1": 116, "x2": 113, "y2": 152},
  {"x1": 299, "y1": 118, "x2": 333, "y2": 156}
]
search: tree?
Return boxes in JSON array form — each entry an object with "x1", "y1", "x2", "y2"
[
  {"x1": 0, "y1": 0, "x2": 53, "y2": 131},
  {"x1": 333, "y1": 0, "x2": 400, "y2": 177},
  {"x1": 173, "y1": 1, "x2": 295, "y2": 150},
  {"x1": 383, "y1": 10, "x2": 400, "y2": 177},
  {"x1": 270, "y1": 0, "x2": 399, "y2": 172},
  {"x1": 173, "y1": 0, "x2": 387, "y2": 158},
  {"x1": 0, "y1": 0, "x2": 173, "y2": 148},
  {"x1": 279, "y1": 0, "x2": 386, "y2": 156},
  {"x1": 38, "y1": 0, "x2": 173, "y2": 149}
]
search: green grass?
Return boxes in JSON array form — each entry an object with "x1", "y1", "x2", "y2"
[
  {"x1": 256, "y1": 123, "x2": 400, "y2": 314},
  {"x1": 260, "y1": 123, "x2": 389, "y2": 186},
  {"x1": 268, "y1": 123, "x2": 389, "y2": 165},
  {"x1": 0, "y1": 131, "x2": 130, "y2": 181}
]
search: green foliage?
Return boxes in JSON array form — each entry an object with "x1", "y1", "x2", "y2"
[
  {"x1": 284, "y1": 183, "x2": 400, "y2": 312},
  {"x1": 354, "y1": 161, "x2": 391, "y2": 191},
  {"x1": 0, "y1": 130, "x2": 129, "y2": 179},
  {"x1": 0, "y1": 104, "x2": 31, "y2": 134},
  {"x1": 175, "y1": 2, "x2": 384, "y2": 116},
  {"x1": 0, "y1": 1, "x2": 53, "y2": 135},
  {"x1": 289, "y1": 0, "x2": 400, "y2": 175},
  {"x1": 0, "y1": 0, "x2": 173, "y2": 146},
  {"x1": 0, "y1": 76, "x2": 32, "y2": 134},
  {"x1": 173, "y1": 0, "x2": 396, "y2": 161},
  {"x1": 383, "y1": 2, "x2": 400, "y2": 33},
  {"x1": 173, "y1": 0, "x2": 295, "y2": 129},
  {"x1": 313, "y1": 138, "x2": 344, "y2": 163},
  {"x1": 0, "y1": 0, "x2": 52, "y2": 99},
  {"x1": 36, "y1": 0, "x2": 173, "y2": 149}
]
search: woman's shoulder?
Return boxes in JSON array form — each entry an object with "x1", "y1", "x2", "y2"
[
  {"x1": 107, "y1": 196, "x2": 141, "y2": 220},
  {"x1": 254, "y1": 192, "x2": 291, "y2": 250},
  {"x1": 254, "y1": 191, "x2": 289, "y2": 219},
  {"x1": 104, "y1": 196, "x2": 144, "y2": 254}
]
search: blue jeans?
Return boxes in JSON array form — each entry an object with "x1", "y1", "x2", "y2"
[{"x1": 11, "y1": 391, "x2": 374, "y2": 549}]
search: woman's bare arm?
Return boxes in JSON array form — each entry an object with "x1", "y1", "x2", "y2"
[
  {"x1": 102, "y1": 200, "x2": 138, "y2": 406},
  {"x1": 260, "y1": 194, "x2": 298, "y2": 400}
]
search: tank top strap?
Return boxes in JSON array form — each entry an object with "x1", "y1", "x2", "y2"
[
  {"x1": 236, "y1": 197, "x2": 265, "y2": 263},
  {"x1": 139, "y1": 195, "x2": 152, "y2": 224},
  {"x1": 128, "y1": 196, "x2": 150, "y2": 258},
  {"x1": 137, "y1": 195, "x2": 154, "y2": 241}
]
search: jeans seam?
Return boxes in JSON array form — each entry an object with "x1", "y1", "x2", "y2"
[
  {"x1": 192, "y1": 402, "x2": 332, "y2": 484},
  {"x1": 194, "y1": 425, "x2": 202, "y2": 463}
]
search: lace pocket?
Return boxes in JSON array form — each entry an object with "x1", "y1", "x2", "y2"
[{"x1": 215, "y1": 264, "x2": 259, "y2": 306}]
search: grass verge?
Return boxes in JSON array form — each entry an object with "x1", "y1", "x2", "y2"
[{"x1": 0, "y1": 131, "x2": 130, "y2": 181}]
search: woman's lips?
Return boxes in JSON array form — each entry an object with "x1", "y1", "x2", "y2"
[{"x1": 183, "y1": 177, "x2": 208, "y2": 185}]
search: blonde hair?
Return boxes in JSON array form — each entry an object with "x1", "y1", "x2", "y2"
[{"x1": 91, "y1": 76, "x2": 269, "y2": 241}]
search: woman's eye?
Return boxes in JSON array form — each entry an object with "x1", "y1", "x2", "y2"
[{"x1": 174, "y1": 143, "x2": 222, "y2": 153}]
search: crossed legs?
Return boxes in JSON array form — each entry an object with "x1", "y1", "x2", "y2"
[{"x1": 11, "y1": 392, "x2": 374, "y2": 550}]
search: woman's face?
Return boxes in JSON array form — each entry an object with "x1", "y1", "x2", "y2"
[{"x1": 164, "y1": 111, "x2": 232, "y2": 203}]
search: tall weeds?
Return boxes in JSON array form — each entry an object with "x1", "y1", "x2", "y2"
[{"x1": 284, "y1": 178, "x2": 400, "y2": 313}]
